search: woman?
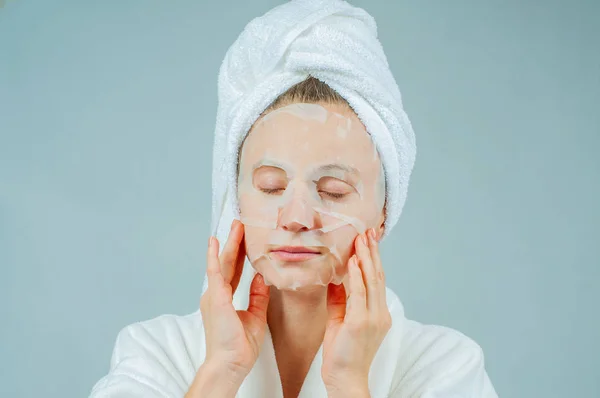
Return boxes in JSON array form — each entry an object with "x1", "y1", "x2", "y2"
[{"x1": 91, "y1": 1, "x2": 497, "y2": 397}]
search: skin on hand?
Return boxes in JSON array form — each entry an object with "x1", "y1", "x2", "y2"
[
  {"x1": 188, "y1": 220, "x2": 270, "y2": 398},
  {"x1": 322, "y1": 228, "x2": 392, "y2": 396}
]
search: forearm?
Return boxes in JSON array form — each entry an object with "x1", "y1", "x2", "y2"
[{"x1": 185, "y1": 361, "x2": 245, "y2": 398}]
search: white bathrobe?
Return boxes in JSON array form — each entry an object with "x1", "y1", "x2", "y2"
[
  {"x1": 90, "y1": 1, "x2": 498, "y2": 396},
  {"x1": 89, "y1": 287, "x2": 497, "y2": 397}
]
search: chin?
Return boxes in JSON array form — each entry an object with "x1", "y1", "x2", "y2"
[{"x1": 253, "y1": 258, "x2": 344, "y2": 291}]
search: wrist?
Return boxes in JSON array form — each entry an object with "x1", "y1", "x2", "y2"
[
  {"x1": 326, "y1": 385, "x2": 370, "y2": 398},
  {"x1": 186, "y1": 360, "x2": 246, "y2": 398},
  {"x1": 325, "y1": 372, "x2": 370, "y2": 398},
  {"x1": 325, "y1": 377, "x2": 370, "y2": 398}
]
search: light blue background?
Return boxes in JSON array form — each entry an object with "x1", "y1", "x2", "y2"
[{"x1": 1, "y1": 1, "x2": 598, "y2": 397}]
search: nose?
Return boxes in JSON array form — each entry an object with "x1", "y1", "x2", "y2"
[{"x1": 277, "y1": 195, "x2": 319, "y2": 232}]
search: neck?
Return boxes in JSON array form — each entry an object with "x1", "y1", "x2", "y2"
[
  {"x1": 267, "y1": 285, "x2": 328, "y2": 395},
  {"x1": 267, "y1": 285, "x2": 328, "y2": 348}
]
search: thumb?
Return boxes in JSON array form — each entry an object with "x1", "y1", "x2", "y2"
[
  {"x1": 247, "y1": 273, "x2": 270, "y2": 323},
  {"x1": 326, "y1": 283, "x2": 347, "y2": 325}
]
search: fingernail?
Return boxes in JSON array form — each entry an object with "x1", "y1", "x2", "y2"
[
  {"x1": 208, "y1": 236, "x2": 214, "y2": 247},
  {"x1": 361, "y1": 233, "x2": 368, "y2": 245}
]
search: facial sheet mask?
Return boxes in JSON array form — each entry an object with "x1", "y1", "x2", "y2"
[
  {"x1": 240, "y1": 207, "x2": 366, "y2": 290},
  {"x1": 236, "y1": 103, "x2": 385, "y2": 290}
]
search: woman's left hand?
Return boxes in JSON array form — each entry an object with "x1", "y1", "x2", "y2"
[{"x1": 321, "y1": 228, "x2": 392, "y2": 397}]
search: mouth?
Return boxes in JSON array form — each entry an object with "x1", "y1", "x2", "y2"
[{"x1": 269, "y1": 246, "x2": 323, "y2": 262}]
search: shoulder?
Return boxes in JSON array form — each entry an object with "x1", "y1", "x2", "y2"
[
  {"x1": 109, "y1": 311, "x2": 204, "y2": 365},
  {"x1": 90, "y1": 311, "x2": 205, "y2": 398},
  {"x1": 399, "y1": 320, "x2": 486, "y2": 378},
  {"x1": 385, "y1": 288, "x2": 498, "y2": 397}
]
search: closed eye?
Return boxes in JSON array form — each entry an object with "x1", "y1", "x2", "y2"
[
  {"x1": 260, "y1": 188, "x2": 285, "y2": 194},
  {"x1": 319, "y1": 191, "x2": 347, "y2": 199},
  {"x1": 315, "y1": 177, "x2": 354, "y2": 200}
]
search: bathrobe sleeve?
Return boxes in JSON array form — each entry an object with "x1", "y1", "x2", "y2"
[
  {"x1": 89, "y1": 313, "x2": 203, "y2": 398},
  {"x1": 389, "y1": 321, "x2": 498, "y2": 398}
]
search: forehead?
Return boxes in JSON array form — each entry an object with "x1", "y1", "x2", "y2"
[{"x1": 241, "y1": 103, "x2": 380, "y2": 170}]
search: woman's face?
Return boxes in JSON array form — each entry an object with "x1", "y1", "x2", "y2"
[{"x1": 237, "y1": 102, "x2": 385, "y2": 290}]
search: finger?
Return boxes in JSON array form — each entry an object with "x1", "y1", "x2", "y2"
[
  {"x1": 247, "y1": 273, "x2": 270, "y2": 323},
  {"x1": 355, "y1": 231, "x2": 379, "y2": 312},
  {"x1": 230, "y1": 232, "x2": 247, "y2": 295},
  {"x1": 342, "y1": 272, "x2": 351, "y2": 299},
  {"x1": 206, "y1": 236, "x2": 223, "y2": 289},
  {"x1": 368, "y1": 228, "x2": 388, "y2": 308},
  {"x1": 206, "y1": 236, "x2": 232, "y2": 304},
  {"x1": 346, "y1": 255, "x2": 367, "y2": 319},
  {"x1": 326, "y1": 283, "x2": 347, "y2": 326},
  {"x1": 219, "y1": 220, "x2": 244, "y2": 284}
]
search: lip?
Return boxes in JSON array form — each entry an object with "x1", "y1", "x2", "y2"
[{"x1": 269, "y1": 246, "x2": 322, "y2": 262}]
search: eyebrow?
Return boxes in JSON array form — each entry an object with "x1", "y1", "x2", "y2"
[
  {"x1": 251, "y1": 160, "x2": 359, "y2": 179},
  {"x1": 251, "y1": 159, "x2": 288, "y2": 172},
  {"x1": 316, "y1": 163, "x2": 360, "y2": 176}
]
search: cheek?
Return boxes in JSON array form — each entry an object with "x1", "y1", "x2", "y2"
[
  {"x1": 322, "y1": 200, "x2": 378, "y2": 234},
  {"x1": 243, "y1": 225, "x2": 270, "y2": 261},
  {"x1": 238, "y1": 191, "x2": 257, "y2": 215},
  {"x1": 325, "y1": 225, "x2": 357, "y2": 265},
  {"x1": 239, "y1": 191, "x2": 280, "y2": 220}
]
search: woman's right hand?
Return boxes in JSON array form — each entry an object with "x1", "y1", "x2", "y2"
[{"x1": 187, "y1": 220, "x2": 270, "y2": 398}]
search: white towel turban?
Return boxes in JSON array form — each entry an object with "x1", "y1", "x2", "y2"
[{"x1": 203, "y1": 0, "x2": 416, "y2": 308}]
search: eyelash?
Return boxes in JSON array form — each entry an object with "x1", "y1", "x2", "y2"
[
  {"x1": 260, "y1": 188, "x2": 284, "y2": 194},
  {"x1": 320, "y1": 191, "x2": 346, "y2": 199},
  {"x1": 259, "y1": 188, "x2": 346, "y2": 199}
]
